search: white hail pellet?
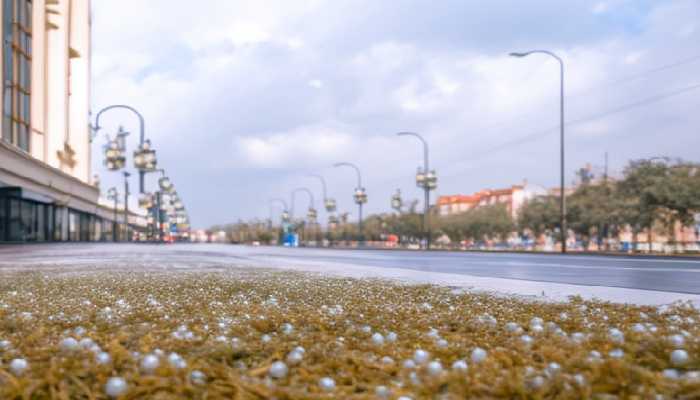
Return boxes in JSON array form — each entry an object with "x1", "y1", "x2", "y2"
[
  {"x1": 375, "y1": 385, "x2": 391, "y2": 398},
  {"x1": 505, "y1": 322, "x2": 521, "y2": 333},
  {"x1": 471, "y1": 347, "x2": 487, "y2": 363},
  {"x1": 545, "y1": 362, "x2": 561, "y2": 377},
  {"x1": 427, "y1": 360, "x2": 443, "y2": 376},
  {"x1": 261, "y1": 334, "x2": 272, "y2": 343},
  {"x1": 413, "y1": 349, "x2": 429, "y2": 364},
  {"x1": 608, "y1": 328, "x2": 625, "y2": 344},
  {"x1": 286, "y1": 350, "x2": 303, "y2": 365},
  {"x1": 530, "y1": 324, "x2": 544, "y2": 334},
  {"x1": 59, "y1": 337, "x2": 79, "y2": 352},
  {"x1": 520, "y1": 335, "x2": 534, "y2": 346},
  {"x1": 663, "y1": 369, "x2": 680, "y2": 380},
  {"x1": 371, "y1": 332, "x2": 384, "y2": 346},
  {"x1": 609, "y1": 349, "x2": 624, "y2": 359},
  {"x1": 386, "y1": 332, "x2": 398, "y2": 342},
  {"x1": 403, "y1": 359, "x2": 417, "y2": 369},
  {"x1": 631, "y1": 323, "x2": 646, "y2": 333},
  {"x1": 79, "y1": 338, "x2": 94, "y2": 349},
  {"x1": 436, "y1": 338, "x2": 448, "y2": 348},
  {"x1": 670, "y1": 349, "x2": 689, "y2": 366},
  {"x1": 268, "y1": 361, "x2": 288, "y2": 379},
  {"x1": 95, "y1": 352, "x2": 112, "y2": 365},
  {"x1": 9, "y1": 358, "x2": 28, "y2": 376},
  {"x1": 105, "y1": 377, "x2": 128, "y2": 398},
  {"x1": 190, "y1": 370, "x2": 206, "y2": 385},
  {"x1": 668, "y1": 334, "x2": 685, "y2": 348},
  {"x1": 140, "y1": 354, "x2": 160, "y2": 373},
  {"x1": 167, "y1": 352, "x2": 186, "y2": 369},
  {"x1": 281, "y1": 323, "x2": 294, "y2": 335},
  {"x1": 451, "y1": 359, "x2": 468, "y2": 371},
  {"x1": 319, "y1": 377, "x2": 336, "y2": 391}
]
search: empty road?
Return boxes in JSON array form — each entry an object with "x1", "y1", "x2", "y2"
[{"x1": 1, "y1": 244, "x2": 699, "y2": 297}]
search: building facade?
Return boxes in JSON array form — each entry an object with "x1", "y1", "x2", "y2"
[
  {"x1": 437, "y1": 183, "x2": 546, "y2": 219},
  {"x1": 0, "y1": 0, "x2": 144, "y2": 242}
]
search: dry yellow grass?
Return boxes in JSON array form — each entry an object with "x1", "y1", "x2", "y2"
[{"x1": 0, "y1": 268, "x2": 698, "y2": 399}]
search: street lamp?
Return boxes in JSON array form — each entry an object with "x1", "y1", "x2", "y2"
[
  {"x1": 510, "y1": 50, "x2": 567, "y2": 253},
  {"x1": 333, "y1": 162, "x2": 367, "y2": 242},
  {"x1": 270, "y1": 198, "x2": 290, "y2": 223},
  {"x1": 308, "y1": 174, "x2": 337, "y2": 213},
  {"x1": 106, "y1": 187, "x2": 119, "y2": 241},
  {"x1": 291, "y1": 187, "x2": 316, "y2": 223},
  {"x1": 391, "y1": 189, "x2": 403, "y2": 213},
  {"x1": 93, "y1": 104, "x2": 155, "y2": 194},
  {"x1": 123, "y1": 171, "x2": 131, "y2": 242},
  {"x1": 397, "y1": 132, "x2": 437, "y2": 249}
]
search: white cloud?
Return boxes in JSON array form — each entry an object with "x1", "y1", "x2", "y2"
[
  {"x1": 90, "y1": 0, "x2": 700, "y2": 227},
  {"x1": 233, "y1": 125, "x2": 354, "y2": 168}
]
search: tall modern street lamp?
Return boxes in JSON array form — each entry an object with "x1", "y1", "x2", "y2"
[
  {"x1": 333, "y1": 162, "x2": 367, "y2": 242},
  {"x1": 510, "y1": 50, "x2": 567, "y2": 253},
  {"x1": 397, "y1": 132, "x2": 437, "y2": 249}
]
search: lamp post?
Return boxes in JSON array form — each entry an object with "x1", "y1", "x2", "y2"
[
  {"x1": 397, "y1": 132, "x2": 436, "y2": 249},
  {"x1": 106, "y1": 187, "x2": 119, "y2": 241},
  {"x1": 291, "y1": 188, "x2": 317, "y2": 245},
  {"x1": 333, "y1": 162, "x2": 367, "y2": 243},
  {"x1": 510, "y1": 50, "x2": 567, "y2": 253},
  {"x1": 93, "y1": 105, "x2": 157, "y2": 194},
  {"x1": 308, "y1": 174, "x2": 337, "y2": 213},
  {"x1": 391, "y1": 189, "x2": 403, "y2": 213},
  {"x1": 123, "y1": 171, "x2": 131, "y2": 242}
]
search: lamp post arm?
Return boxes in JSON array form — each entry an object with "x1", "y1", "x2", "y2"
[
  {"x1": 93, "y1": 105, "x2": 145, "y2": 144},
  {"x1": 397, "y1": 132, "x2": 429, "y2": 171},
  {"x1": 270, "y1": 198, "x2": 289, "y2": 212},
  {"x1": 333, "y1": 162, "x2": 362, "y2": 188},
  {"x1": 308, "y1": 174, "x2": 328, "y2": 201},
  {"x1": 292, "y1": 188, "x2": 315, "y2": 210}
]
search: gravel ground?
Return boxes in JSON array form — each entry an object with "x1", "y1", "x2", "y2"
[{"x1": 0, "y1": 265, "x2": 698, "y2": 399}]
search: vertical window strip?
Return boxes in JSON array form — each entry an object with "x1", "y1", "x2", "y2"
[{"x1": 1, "y1": 0, "x2": 30, "y2": 151}]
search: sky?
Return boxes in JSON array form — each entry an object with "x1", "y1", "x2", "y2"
[{"x1": 90, "y1": 0, "x2": 700, "y2": 228}]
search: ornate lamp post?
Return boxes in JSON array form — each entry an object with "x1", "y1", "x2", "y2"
[
  {"x1": 291, "y1": 188, "x2": 317, "y2": 245},
  {"x1": 334, "y1": 162, "x2": 367, "y2": 242},
  {"x1": 391, "y1": 189, "x2": 403, "y2": 213},
  {"x1": 106, "y1": 187, "x2": 119, "y2": 241},
  {"x1": 93, "y1": 105, "x2": 156, "y2": 194},
  {"x1": 397, "y1": 132, "x2": 437, "y2": 249}
]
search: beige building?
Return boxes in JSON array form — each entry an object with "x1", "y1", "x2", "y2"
[
  {"x1": 0, "y1": 0, "x2": 144, "y2": 242},
  {"x1": 437, "y1": 183, "x2": 546, "y2": 220}
]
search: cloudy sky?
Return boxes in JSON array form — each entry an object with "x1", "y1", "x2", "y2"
[{"x1": 90, "y1": 0, "x2": 700, "y2": 228}]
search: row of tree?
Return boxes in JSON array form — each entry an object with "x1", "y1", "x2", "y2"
[{"x1": 211, "y1": 159, "x2": 700, "y2": 249}]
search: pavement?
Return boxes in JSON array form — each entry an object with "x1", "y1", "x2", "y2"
[{"x1": 1, "y1": 243, "x2": 700, "y2": 306}]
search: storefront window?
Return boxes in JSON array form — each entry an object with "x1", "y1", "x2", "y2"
[{"x1": 0, "y1": 197, "x2": 5, "y2": 240}]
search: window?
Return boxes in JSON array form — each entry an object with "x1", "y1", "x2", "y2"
[{"x1": 2, "y1": 0, "x2": 31, "y2": 151}]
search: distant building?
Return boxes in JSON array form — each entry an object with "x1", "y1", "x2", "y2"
[{"x1": 437, "y1": 183, "x2": 547, "y2": 219}]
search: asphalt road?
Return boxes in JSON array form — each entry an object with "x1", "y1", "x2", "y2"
[{"x1": 1, "y1": 243, "x2": 699, "y2": 295}]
